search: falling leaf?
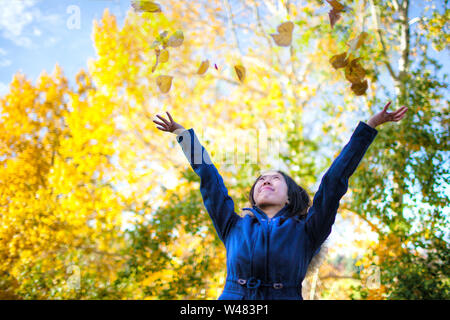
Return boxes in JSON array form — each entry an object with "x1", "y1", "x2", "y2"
[
  {"x1": 156, "y1": 75, "x2": 173, "y2": 93},
  {"x1": 131, "y1": 1, "x2": 162, "y2": 13},
  {"x1": 159, "y1": 30, "x2": 169, "y2": 39},
  {"x1": 234, "y1": 65, "x2": 245, "y2": 83},
  {"x1": 351, "y1": 79, "x2": 368, "y2": 96},
  {"x1": 330, "y1": 52, "x2": 350, "y2": 69},
  {"x1": 168, "y1": 30, "x2": 184, "y2": 48},
  {"x1": 151, "y1": 48, "x2": 160, "y2": 73},
  {"x1": 326, "y1": 0, "x2": 345, "y2": 12},
  {"x1": 149, "y1": 40, "x2": 160, "y2": 49},
  {"x1": 326, "y1": 0, "x2": 351, "y2": 28},
  {"x1": 328, "y1": 8, "x2": 341, "y2": 29},
  {"x1": 159, "y1": 49, "x2": 169, "y2": 63},
  {"x1": 347, "y1": 31, "x2": 369, "y2": 52},
  {"x1": 270, "y1": 21, "x2": 294, "y2": 47},
  {"x1": 277, "y1": 21, "x2": 294, "y2": 34},
  {"x1": 344, "y1": 57, "x2": 365, "y2": 84},
  {"x1": 197, "y1": 60, "x2": 209, "y2": 75}
]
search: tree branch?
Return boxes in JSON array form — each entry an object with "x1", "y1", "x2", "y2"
[{"x1": 369, "y1": 0, "x2": 398, "y2": 80}]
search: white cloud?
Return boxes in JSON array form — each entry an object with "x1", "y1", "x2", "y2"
[
  {"x1": 0, "y1": 0, "x2": 36, "y2": 47},
  {"x1": 0, "y1": 0, "x2": 63, "y2": 48}
]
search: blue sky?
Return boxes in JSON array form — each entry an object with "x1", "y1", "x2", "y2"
[{"x1": 0, "y1": 0, "x2": 131, "y2": 95}]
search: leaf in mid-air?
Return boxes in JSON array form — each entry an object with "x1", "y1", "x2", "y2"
[
  {"x1": 330, "y1": 52, "x2": 350, "y2": 69},
  {"x1": 151, "y1": 48, "x2": 160, "y2": 73},
  {"x1": 156, "y1": 75, "x2": 173, "y2": 93},
  {"x1": 197, "y1": 60, "x2": 209, "y2": 75},
  {"x1": 326, "y1": 0, "x2": 345, "y2": 12},
  {"x1": 351, "y1": 79, "x2": 368, "y2": 96},
  {"x1": 159, "y1": 49, "x2": 169, "y2": 63},
  {"x1": 326, "y1": 0, "x2": 351, "y2": 28},
  {"x1": 168, "y1": 30, "x2": 184, "y2": 48},
  {"x1": 234, "y1": 65, "x2": 246, "y2": 82},
  {"x1": 270, "y1": 21, "x2": 294, "y2": 47},
  {"x1": 131, "y1": 1, "x2": 162, "y2": 13},
  {"x1": 328, "y1": 9, "x2": 341, "y2": 29},
  {"x1": 347, "y1": 31, "x2": 369, "y2": 52},
  {"x1": 344, "y1": 57, "x2": 365, "y2": 84}
]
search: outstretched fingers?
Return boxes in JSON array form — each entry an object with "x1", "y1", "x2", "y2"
[
  {"x1": 392, "y1": 107, "x2": 408, "y2": 121},
  {"x1": 382, "y1": 101, "x2": 392, "y2": 113}
]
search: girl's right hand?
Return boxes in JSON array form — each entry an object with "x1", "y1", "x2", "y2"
[{"x1": 152, "y1": 111, "x2": 185, "y2": 134}]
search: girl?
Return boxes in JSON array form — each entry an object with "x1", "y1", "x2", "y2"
[{"x1": 152, "y1": 102, "x2": 408, "y2": 300}]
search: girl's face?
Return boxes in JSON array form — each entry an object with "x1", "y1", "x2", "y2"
[{"x1": 253, "y1": 171, "x2": 289, "y2": 208}]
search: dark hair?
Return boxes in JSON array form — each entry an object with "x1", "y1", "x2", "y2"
[{"x1": 248, "y1": 170, "x2": 311, "y2": 219}]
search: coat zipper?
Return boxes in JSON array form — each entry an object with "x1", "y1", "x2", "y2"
[{"x1": 266, "y1": 218, "x2": 271, "y2": 284}]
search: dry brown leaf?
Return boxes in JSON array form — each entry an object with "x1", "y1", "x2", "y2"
[
  {"x1": 197, "y1": 60, "x2": 209, "y2": 75},
  {"x1": 345, "y1": 57, "x2": 366, "y2": 84},
  {"x1": 277, "y1": 21, "x2": 294, "y2": 34},
  {"x1": 351, "y1": 79, "x2": 368, "y2": 96},
  {"x1": 330, "y1": 52, "x2": 350, "y2": 69},
  {"x1": 326, "y1": 0, "x2": 345, "y2": 12},
  {"x1": 234, "y1": 65, "x2": 246, "y2": 82},
  {"x1": 270, "y1": 21, "x2": 294, "y2": 47},
  {"x1": 156, "y1": 75, "x2": 173, "y2": 93},
  {"x1": 328, "y1": 8, "x2": 341, "y2": 29}
]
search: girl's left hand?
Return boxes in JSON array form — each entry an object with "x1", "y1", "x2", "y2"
[{"x1": 367, "y1": 101, "x2": 408, "y2": 128}]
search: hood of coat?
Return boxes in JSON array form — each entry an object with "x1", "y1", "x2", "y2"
[{"x1": 242, "y1": 204, "x2": 290, "y2": 223}]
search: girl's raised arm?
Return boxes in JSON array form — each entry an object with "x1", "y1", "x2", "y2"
[
  {"x1": 305, "y1": 102, "x2": 408, "y2": 253},
  {"x1": 153, "y1": 112, "x2": 239, "y2": 244}
]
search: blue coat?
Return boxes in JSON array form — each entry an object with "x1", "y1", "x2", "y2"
[{"x1": 176, "y1": 121, "x2": 378, "y2": 300}]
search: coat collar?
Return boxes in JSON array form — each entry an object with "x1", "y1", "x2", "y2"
[{"x1": 243, "y1": 204, "x2": 290, "y2": 221}]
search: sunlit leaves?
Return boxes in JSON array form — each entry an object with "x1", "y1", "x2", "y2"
[{"x1": 270, "y1": 21, "x2": 294, "y2": 47}]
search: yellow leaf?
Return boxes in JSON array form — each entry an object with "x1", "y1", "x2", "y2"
[
  {"x1": 151, "y1": 48, "x2": 160, "y2": 73},
  {"x1": 156, "y1": 75, "x2": 173, "y2": 93},
  {"x1": 131, "y1": 1, "x2": 162, "y2": 13},
  {"x1": 197, "y1": 60, "x2": 209, "y2": 75},
  {"x1": 131, "y1": 1, "x2": 160, "y2": 14},
  {"x1": 159, "y1": 49, "x2": 169, "y2": 63},
  {"x1": 168, "y1": 30, "x2": 184, "y2": 48},
  {"x1": 234, "y1": 65, "x2": 245, "y2": 83}
]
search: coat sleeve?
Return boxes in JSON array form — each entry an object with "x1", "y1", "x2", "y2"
[
  {"x1": 305, "y1": 121, "x2": 378, "y2": 252},
  {"x1": 176, "y1": 128, "x2": 239, "y2": 244}
]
